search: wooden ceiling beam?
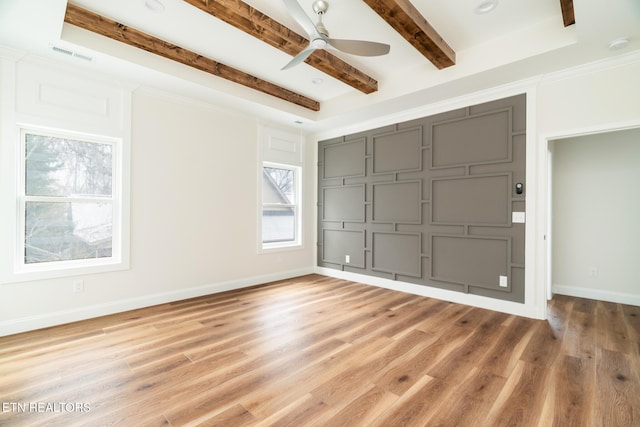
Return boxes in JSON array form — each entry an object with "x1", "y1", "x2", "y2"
[
  {"x1": 64, "y1": 3, "x2": 320, "y2": 111},
  {"x1": 559, "y1": 0, "x2": 575, "y2": 27},
  {"x1": 362, "y1": 0, "x2": 455, "y2": 69},
  {"x1": 183, "y1": 0, "x2": 379, "y2": 94}
]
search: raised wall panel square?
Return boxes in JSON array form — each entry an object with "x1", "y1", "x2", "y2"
[
  {"x1": 323, "y1": 185, "x2": 365, "y2": 222},
  {"x1": 431, "y1": 109, "x2": 511, "y2": 168},
  {"x1": 39, "y1": 84, "x2": 108, "y2": 116},
  {"x1": 430, "y1": 235, "x2": 510, "y2": 290},
  {"x1": 432, "y1": 174, "x2": 510, "y2": 225},
  {"x1": 263, "y1": 126, "x2": 304, "y2": 165},
  {"x1": 372, "y1": 181, "x2": 421, "y2": 224},
  {"x1": 323, "y1": 139, "x2": 366, "y2": 179},
  {"x1": 372, "y1": 232, "x2": 421, "y2": 277},
  {"x1": 373, "y1": 127, "x2": 422, "y2": 174},
  {"x1": 322, "y1": 230, "x2": 365, "y2": 268},
  {"x1": 16, "y1": 61, "x2": 125, "y2": 135}
]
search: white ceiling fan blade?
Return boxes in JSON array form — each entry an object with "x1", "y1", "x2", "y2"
[
  {"x1": 326, "y1": 38, "x2": 390, "y2": 56},
  {"x1": 283, "y1": 0, "x2": 322, "y2": 39},
  {"x1": 281, "y1": 45, "x2": 316, "y2": 70}
]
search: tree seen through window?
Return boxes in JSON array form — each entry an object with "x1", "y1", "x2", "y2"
[{"x1": 24, "y1": 132, "x2": 114, "y2": 264}]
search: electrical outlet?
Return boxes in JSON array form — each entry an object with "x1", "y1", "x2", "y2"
[
  {"x1": 345, "y1": 255, "x2": 350, "y2": 264},
  {"x1": 73, "y1": 280, "x2": 84, "y2": 293},
  {"x1": 589, "y1": 268, "x2": 599, "y2": 278},
  {"x1": 499, "y1": 275, "x2": 508, "y2": 288}
]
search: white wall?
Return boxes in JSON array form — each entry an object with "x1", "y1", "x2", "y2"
[
  {"x1": 551, "y1": 129, "x2": 640, "y2": 304},
  {"x1": 537, "y1": 59, "x2": 640, "y2": 135},
  {"x1": 127, "y1": 89, "x2": 314, "y2": 288},
  {"x1": 0, "y1": 62, "x2": 314, "y2": 335}
]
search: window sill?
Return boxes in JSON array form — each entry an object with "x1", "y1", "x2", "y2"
[
  {"x1": 0, "y1": 259, "x2": 129, "y2": 285},
  {"x1": 259, "y1": 241, "x2": 303, "y2": 254}
]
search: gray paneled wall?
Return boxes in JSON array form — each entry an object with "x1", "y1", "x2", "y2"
[{"x1": 317, "y1": 94, "x2": 526, "y2": 302}]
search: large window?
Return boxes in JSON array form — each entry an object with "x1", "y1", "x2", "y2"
[
  {"x1": 17, "y1": 128, "x2": 122, "y2": 273},
  {"x1": 261, "y1": 163, "x2": 301, "y2": 248}
]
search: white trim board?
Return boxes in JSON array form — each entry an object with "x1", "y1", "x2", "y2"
[
  {"x1": 315, "y1": 267, "x2": 543, "y2": 320},
  {"x1": 0, "y1": 267, "x2": 314, "y2": 337},
  {"x1": 553, "y1": 284, "x2": 640, "y2": 307}
]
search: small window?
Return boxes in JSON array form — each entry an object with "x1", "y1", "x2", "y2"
[
  {"x1": 261, "y1": 163, "x2": 301, "y2": 249},
  {"x1": 17, "y1": 128, "x2": 122, "y2": 273}
]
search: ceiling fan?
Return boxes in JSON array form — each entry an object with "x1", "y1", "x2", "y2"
[{"x1": 282, "y1": 0, "x2": 391, "y2": 70}]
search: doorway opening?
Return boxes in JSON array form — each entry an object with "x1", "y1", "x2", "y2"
[{"x1": 546, "y1": 126, "x2": 640, "y2": 306}]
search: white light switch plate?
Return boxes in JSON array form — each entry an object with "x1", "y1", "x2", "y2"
[
  {"x1": 345, "y1": 255, "x2": 350, "y2": 264},
  {"x1": 512, "y1": 212, "x2": 526, "y2": 223}
]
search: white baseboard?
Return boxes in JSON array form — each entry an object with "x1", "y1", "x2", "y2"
[
  {"x1": 553, "y1": 284, "x2": 640, "y2": 306},
  {"x1": 0, "y1": 267, "x2": 314, "y2": 337},
  {"x1": 315, "y1": 267, "x2": 543, "y2": 319}
]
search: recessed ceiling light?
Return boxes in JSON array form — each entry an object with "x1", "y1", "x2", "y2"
[
  {"x1": 144, "y1": 0, "x2": 165, "y2": 13},
  {"x1": 475, "y1": 0, "x2": 498, "y2": 14},
  {"x1": 608, "y1": 37, "x2": 630, "y2": 51},
  {"x1": 312, "y1": 77, "x2": 324, "y2": 85}
]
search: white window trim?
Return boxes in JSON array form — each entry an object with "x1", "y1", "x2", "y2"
[
  {"x1": 258, "y1": 125, "x2": 305, "y2": 254},
  {"x1": 261, "y1": 161, "x2": 302, "y2": 251},
  {"x1": 14, "y1": 127, "x2": 125, "y2": 279}
]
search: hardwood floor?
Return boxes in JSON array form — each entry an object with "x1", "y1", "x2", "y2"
[{"x1": 1, "y1": 274, "x2": 639, "y2": 426}]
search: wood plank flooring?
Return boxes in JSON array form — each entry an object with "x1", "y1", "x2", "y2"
[{"x1": 1, "y1": 274, "x2": 639, "y2": 426}]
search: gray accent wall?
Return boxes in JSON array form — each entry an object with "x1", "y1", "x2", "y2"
[{"x1": 317, "y1": 94, "x2": 526, "y2": 302}]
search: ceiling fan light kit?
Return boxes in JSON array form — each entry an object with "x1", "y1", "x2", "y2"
[
  {"x1": 311, "y1": 39, "x2": 327, "y2": 49},
  {"x1": 281, "y1": 0, "x2": 391, "y2": 70}
]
